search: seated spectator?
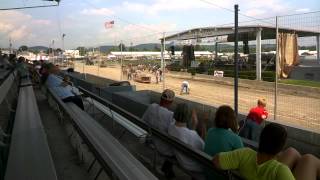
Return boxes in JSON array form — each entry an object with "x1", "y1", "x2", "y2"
[
  {"x1": 239, "y1": 98, "x2": 268, "y2": 141},
  {"x1": 212, "y1": 123, "x2": 320, "y2": 180},
  {"x1": 16, "y1": 57, "x2": 29, "y2": 78},
  {"x1": 204, "y1": 105, "x2": 243, "y2": 179},
  {"x1": 46, "y1": 64, "x2": 84, "y2": 110},
  {"x1": 168, "y1": 103, "x2": 204, "y2": 174},
  {"x1": 142, "y1": 89, "x2": 175, "y2": 178}
]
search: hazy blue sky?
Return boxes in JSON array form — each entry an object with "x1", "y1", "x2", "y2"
[{"x1": 0, "y1": 0, "x2": 319, "y2": 49}]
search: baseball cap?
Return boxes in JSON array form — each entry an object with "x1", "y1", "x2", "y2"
[{"x1": 161, "y1": 89, "x2": 175, "y2": 101}]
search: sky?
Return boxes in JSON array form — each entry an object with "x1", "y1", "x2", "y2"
[{"x1": 0, "y1": 0, "x2": 319, "y2": 49}]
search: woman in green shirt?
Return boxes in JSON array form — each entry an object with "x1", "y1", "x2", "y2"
[{"x1": 204, "y1": 105, "x2": 243, "y2": 179}]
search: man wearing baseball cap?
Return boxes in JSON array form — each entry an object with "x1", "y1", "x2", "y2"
[{"x1": 142, "y1": 89, "x2": 176, "y2": 178}]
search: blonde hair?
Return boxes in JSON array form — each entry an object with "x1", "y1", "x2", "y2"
[{"x1": 258, "y1": 98, "x2": 267, "y2": 107}]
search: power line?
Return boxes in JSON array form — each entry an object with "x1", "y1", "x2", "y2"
[
  {"x1": 0, "y1": 4, "x2": 58, "y2": 11},
  {"x1": 197, "y1": 0, "x2": 275, "y2": 25}
]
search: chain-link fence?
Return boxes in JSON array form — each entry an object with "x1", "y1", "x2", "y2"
[
  {"x1": 275, "y1": 12, "x2": 320, "y2": 132},
  {"x1": 72, "y1": 11, "x2": 320, "y2": 133}
]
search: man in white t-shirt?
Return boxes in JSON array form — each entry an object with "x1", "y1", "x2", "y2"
[
  {"x1": 142, "y1": 89, "x2": 175, "y2": 178},
  {"x1": 180, "y1": 80, "x2": 190, "y2": 95},
  {"x1": 168, "y1": 103, "x2": 204, "y2": 173}
]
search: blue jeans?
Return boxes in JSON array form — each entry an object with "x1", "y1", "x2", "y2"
[{"x1": 239, "y1": 119, "x2": 262, "y2": 142}]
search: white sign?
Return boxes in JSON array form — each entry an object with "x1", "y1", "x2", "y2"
[{"x1": 214, "y1": 70, "x2": 224, "y2": 77}]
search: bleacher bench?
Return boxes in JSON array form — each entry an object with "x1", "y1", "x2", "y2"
[
  {"x1": 5, "y1": 78, "x2": 57, "y2": 180},
  {"x1": 85, "y1": 97, "x2": 148, "y2": 142},
  {"x1": 47, "y1": 87, "x2": 157, "y2": 180}
]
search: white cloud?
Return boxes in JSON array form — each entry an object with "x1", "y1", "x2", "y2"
[
  {"x1": 0, "y1": 11, "x2": 53, "y2": 47},
  {"x1": 242, "y1": 0, "x2": 291, "y2": 17},
  {"x1": 295, "y1": 8, "x2": 310, "y2": 13},
  {"x1": 81, "y1": 8, "x2": 115, "y2": 16},
  {"x1": 9, "y1": 26, "x2": 30, "y2": 40}
]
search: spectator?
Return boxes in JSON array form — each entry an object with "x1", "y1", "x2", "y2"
[
  {"x1": 168, "y1": 103, "x2": 204, "y2": 174},
  {"x1": 46, "y1": 64, "x2": 84, "y2": 110},
  {"x1": 142, "y1": 89, "x2": 175, "y2": 178},
  {"x1": 204, "y1": 105, "x2": 243, "y2": 180},
  {"x1": 16, "y1": 57, "x2": 29, "y2": 78},
  {"x1": 213, "y1": 123, "x2": 296, "y2": 180},
  {"x1": 180, "y1": 80, "x2": 190, "y2": 95},
  {"x1": 239, "y1": 98, "x2": 268, "y2": 141}
]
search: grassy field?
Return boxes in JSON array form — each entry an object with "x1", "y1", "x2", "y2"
[{"x1": 279, "y1": 79, "x2": 320, "y2": 88}]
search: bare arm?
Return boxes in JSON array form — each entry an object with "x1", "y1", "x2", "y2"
[{"x1": 212, "y1": 155, "x2": 222, "y2": 169}]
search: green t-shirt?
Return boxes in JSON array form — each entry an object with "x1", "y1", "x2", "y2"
[
  {"x1": 204, "y1": 128, "x2": 243, "y2": 180},
  {"x1": 219, "y1": 148, "x2": 295, "y2": 180}
]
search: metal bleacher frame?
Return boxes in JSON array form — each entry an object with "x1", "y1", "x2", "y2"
[
  {"x1": 5, "y1": 76, "x2": 58, "y2": 180},
  {"x1": 45, "y1": 86, "x2": 158, "y2": 180},
  {"x1": 84, "y1": 97, "x2": 148, "y2": 142},
  {"x1": 78, "y1": 86, "x2": 244, "y2": 180},
  {"x1": 0, "y1": 69, "x2": 18, "y2": 180}
]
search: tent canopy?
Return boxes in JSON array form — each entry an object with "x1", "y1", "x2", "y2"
[{"x1": 161, "y1": 25, "x2": 320, "y2": 42}]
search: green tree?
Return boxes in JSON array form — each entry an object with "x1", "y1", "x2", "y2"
[
  {"x1": 76, "y1": 47, "x2": 87, "y2": 56},
  {"x1": 19, "y1": 45, "x2": 28, "y2": 51},
  {"x1": 118, "y1": 43, "x2": 126, "y2": 51}
]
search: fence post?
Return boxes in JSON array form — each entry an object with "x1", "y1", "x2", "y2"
[
  {"x1": 274, "y1": 16, "x2": 279, "y2": 121},
  {"x1": 234, "y1": 4, "x2": 239, "y2": 117},
  {"x1": 162, "y1": 32, "x2": 166, "y2": 91},
  {"x1": 317, "y1": 35, "x2": 320, "y2": 64}
]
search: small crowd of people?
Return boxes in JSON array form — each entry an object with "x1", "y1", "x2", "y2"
[
  {"x1": 142, "y1": 89, "x2": 320, "y2": 180},
  {"x1": 40, "y1": 63, "x2": 84, "y2": 109}
]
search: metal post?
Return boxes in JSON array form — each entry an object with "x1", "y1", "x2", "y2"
[
  {"x1": 82, "y1": 47, "x2": 86, "y2": 79},
  {"x1": 120, "y1": 40, "x2": 123, "y2": 81},
  {"x1": 215, "y1": 42, "x2": 218, "y2": 59},
  {"x1": 316, "y1": 35, "x2": 320, "y2": 64},
  {"x1": 52, "y1": 40, "x2": 55, "y2": 64},
  {"x1": 98, "y1": 47, "x2": 101, "y2": 76},
  {"x1": 234, "y1": 4, "x2": 239, "y2": 117},
  {"x1": 162, "y1": 32, "x2": 166, "y2": 91},
  {"x1": 62, "y1": 34, "x2": 66, "y2": 67},
  {"x1": 256, "y1": 28, "x2": 262, "y2": 81},
  {"x1": 274, "y1": 16, "x2": 279, "y2": 121},
  {"x1": 9, "y1": 38, "x2": 12, "y2": 54}
]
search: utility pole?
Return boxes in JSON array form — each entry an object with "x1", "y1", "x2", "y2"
[
  {"x1": 274, "y1": 16, "x2": 279, "y2": 121},
  {"x1": 120, "y1": 40, "x2": 123, "y2": 81},
  {"x1": 9, "y1": 38, "x2": 12, "y2": 54},
  {"x1": 161, "y1": 32, "x2": 166, "y2": 91},
  {"x1": 62, "y1": 34, "x2": 65, "y2": 66},
  {"x1": 234, "y1": 4, "x2": 239, "y2": 117}
]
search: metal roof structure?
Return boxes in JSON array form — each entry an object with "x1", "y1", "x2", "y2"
[{"x1": 161, "y1": 25, "x2": 320, "y2": 42}]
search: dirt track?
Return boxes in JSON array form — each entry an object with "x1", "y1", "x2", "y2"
[{"x1": 74, "y1": 62, "x2": 320, "y2": 132}]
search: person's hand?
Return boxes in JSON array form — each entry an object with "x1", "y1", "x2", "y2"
[
  {"x1": 262, "y1": 114, "x2": 267, "y2": 119},
  {"x1": 61, "y1": 81, "x2": 68, "y2": 87}
]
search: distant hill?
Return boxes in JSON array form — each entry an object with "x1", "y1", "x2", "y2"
[
  {"x1": 134, "y1": 43, "x2": 161, "y2": 51},
  {"x1": 29, "y1": 46, "x2": 48, "y2": 51},
  {"x1": 94, "y1": 45, "x2": 115, "y2": 52}
]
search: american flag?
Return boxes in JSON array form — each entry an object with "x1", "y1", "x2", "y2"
[{"x1": 104, "y1": 20, "x2": 114, "y2": 29}]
